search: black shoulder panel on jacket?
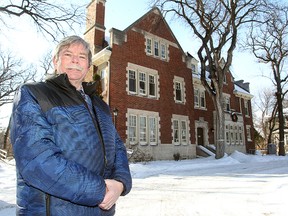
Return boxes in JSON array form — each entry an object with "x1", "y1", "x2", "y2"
[{"x1": 26, "y1": 82, "x2": 82, "y2": 113}]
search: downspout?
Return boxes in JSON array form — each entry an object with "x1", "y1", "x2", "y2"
[{"x1": 107, "y1": 60, "x2": 111, "y2": 105}]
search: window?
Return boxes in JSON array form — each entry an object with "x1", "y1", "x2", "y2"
[
  {"x1": 149, "y1": 75, "x2": 156, "y2": 97},
  {"x1": 128, "y1": 115, "x2": 137, "y2": 144},
  {"x1": 127, "y1": 63, "x2": 159, "y2": 99},
  {"x1": 191, "y1": 64, "x2": 196, "y2": 74},
  {"x1": 145, "y1": 36, "x2": 168, "y2": 61},
  {"x1": 139, "y1": 116, "x2": 147, "y2": 144},
  {"x1": 225, "y1": 123, "x2": 244, "y2": 145},
  {"x1": 181, "y1": 121, "x2": 187, "y2": 144},
  {"x1": 139, "y1": 72, "x2": 146, "y2": 95},
  {"x1": 194, "y1": 88, "x2": 206, "y2": 109},
  {"x1": 146, "y1": 38, "x2": 152, "y2": 55},
  {"x1": 200, "y1": 91, "x2": 206, "y2": 108},
  {"x1": 128, "y1": 110, "x2": 159, "y2": 145},
  {"x1": 149, "y1": 117, "x2": 157, "y2": 144},
  {"x1": 174, "y1": 77, "x2": 185, "y2": 104},
  {"x1": 244, "y1": 100, "x2": 250, "y2": 116},
  {"x1": 154, "y1": 41, "x2": 159, "y2": 57},
  {"x1": 175, "y1": 82, "x2": 182, "y2": 102},
  {"x1": 172, "y1": 117, "x2": 189, "y2": 145},
  {"x1": 225, "y1": 125, "x2": 230, "y2": 145},
  {"x1": 239, "y1": 126, "x2": 243, "y2": 144},
  {"x1": 173, "y1": 120, "x2": 179, "y2": 143},
  {"x1": 246, "y1": 126, "x2": 251, "y2": 141},
  {"x1": 129, "y1": 70, "x2": 136, "y2": 93},
  {"x1": 225, "y1": 96, "x2": 231, "y2": 111},
  {"x1": 230, "y1": 125, "x2": 234, "y2": 145},
  {"x1": 194, "y1": 89, "x2": 199, "y2": 107},
  {"x1": 161, "y1": 44, "x2": 166, "y2": 59}
]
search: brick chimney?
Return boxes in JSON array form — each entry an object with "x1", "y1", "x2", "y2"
[
  {"x1": 84, "y1": 0, "x2": 107, "y2": 81},
  {"x1": 84, "y1": 0, "x2": 106, "y2": 55}
]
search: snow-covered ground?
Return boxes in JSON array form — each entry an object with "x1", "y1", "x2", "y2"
[{"x1": 1, "y1": 151, "x2": 288, "y2": 216}]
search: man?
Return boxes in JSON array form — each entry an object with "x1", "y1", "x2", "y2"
[{"x1": 10, "y1": 35, "x2": 132, "y2": 215}]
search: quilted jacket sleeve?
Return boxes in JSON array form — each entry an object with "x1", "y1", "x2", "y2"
[
  {"x1": 112, "y1": 132, "x2": 132, "y2": 196},
  {"x1": 10, "y1": 85, "x2": 106, "y2": 206}
]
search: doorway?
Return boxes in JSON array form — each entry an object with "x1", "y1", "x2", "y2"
[{"x1": 197, "y1": 127, "x2": 204, "y2": 146}]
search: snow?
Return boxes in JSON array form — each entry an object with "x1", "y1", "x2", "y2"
[{"x1": 1, "y1": 151, "x2": 288, "y2": 216}]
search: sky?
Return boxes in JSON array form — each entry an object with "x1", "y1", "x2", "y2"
[
  {"x1": 1, "y1": 150, "x2": 288, "y2": 215},
  {"x1": 0, "y1": 0, "x2": 272, "y2": 128}
]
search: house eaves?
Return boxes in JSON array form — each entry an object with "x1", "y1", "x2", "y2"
[{"x1": 92, "y1": 47, "x2": 112, "y2": 66}]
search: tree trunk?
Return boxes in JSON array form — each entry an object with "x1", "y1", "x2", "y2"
[
  {"x1": 276, "y1": 91, "x2": 285, "y2": 156},
  {"x1": 214, "y1": 94, "x2": 226, "y2": 159}
]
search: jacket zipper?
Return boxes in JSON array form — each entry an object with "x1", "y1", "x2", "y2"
[
  {"x1": 46, "y1": 193, "x2": 50, "y2": 216},
  {"x1": 78, "y1": 92, "x2": 107, "y2": 174}
]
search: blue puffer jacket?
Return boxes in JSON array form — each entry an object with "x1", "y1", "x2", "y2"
[{"x1": 10, "y1": 74, "x2": 132, "y2": 216}]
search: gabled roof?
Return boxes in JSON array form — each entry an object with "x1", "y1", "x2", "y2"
[{"x1": 121, "y1": 7, "x2": 186, "y2": 56}]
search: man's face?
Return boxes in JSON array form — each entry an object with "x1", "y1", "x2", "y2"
[{"x1": 53, "y1": 43, "x2": 90, "y2": 86}]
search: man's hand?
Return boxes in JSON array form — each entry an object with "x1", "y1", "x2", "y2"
[{"x1": 99, "y1": 179, "x2": 124, "y2": 210}]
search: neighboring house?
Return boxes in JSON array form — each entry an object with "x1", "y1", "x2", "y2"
[
  {"x1": 269, "y1": 108, "x2": 288, "y2": 153},
  {"x1": 84, "y1": 0, "x2": 255, "y2": 160}
]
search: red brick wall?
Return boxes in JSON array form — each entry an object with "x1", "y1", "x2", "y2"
[{"x1": 109, "y1": 14, "x2": 195, "y2": 144}]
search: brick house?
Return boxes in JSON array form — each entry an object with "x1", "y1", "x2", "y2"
[{"x1": 84, "y1": 0, "x2": 255, "y2": 160}]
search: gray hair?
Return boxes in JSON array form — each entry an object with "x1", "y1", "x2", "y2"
[{"x1": 52, "y1": 35, "x2": 92, "y2": 67}]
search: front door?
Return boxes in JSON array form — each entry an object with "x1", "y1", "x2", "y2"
[{"x1": 197, "y1": 127, "x2": 204, "y2": 146}]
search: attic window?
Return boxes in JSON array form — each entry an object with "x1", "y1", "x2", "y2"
[{"x1": 145, "y1": 36, "x2": 168, "y2": 61}]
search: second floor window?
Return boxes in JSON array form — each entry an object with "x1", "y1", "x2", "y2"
[
  {"x1": 225, "y1": 96, "x2": 231, "y2": 111},
  {"x1": 127, "y1": 64, "x2": 159, "y2": 99},
  {"x1": 149, "y1": 75, "x2": 156, "y2": 97},
  {"x1": 194, "y1": 88, "x2": 206, "y2": 109},
  {"x1": 139, "y1": 72, "x2": 146, "y2": 95},
  {"x1": 129, "y1": 70, "x2": 136, "y2": 93},
  {"x1": 175, "y1": 82, "x2": 183, "y2": 102},
  {"x1": 244, "y1": 100, "x2": 250, "y2": 116}
]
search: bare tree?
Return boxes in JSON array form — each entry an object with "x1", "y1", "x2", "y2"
[
  {"x1": 152, "y1": 0, "x2": 265, "y2": 158},
  {"x1": 247, "y1": 2, "x2": 288, "y2": 156},
  {"x1": 0, "y1": 50, "x2": 37, "y2": 107},
  {"x1": 0, "y1": 0, "x2": 88, "y2": 41},
  {"x1": 253, "y1": 88, "x2": 277, "y2": 149}
]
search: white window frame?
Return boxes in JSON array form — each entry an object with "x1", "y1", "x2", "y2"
[
  {"x1": 128, "y1": 70, "x2": 137, "y2": 94},
  {"x1": 244, "y1": 100, "x2": 250, "y2": 117},
  {"x1": 128, "y1": 115, "x2": 137, "y2": 144},
  {"x1": 139, "y1": 116, "x2": 147, "y2": 145},
  {"x1": 149, "y1": 117, "x2": 157, "y2": 145},
  {"x1": 139, "y1": 72, "x2": 147, "y2": 95},
  {"x1": 174, "y1": 76, "x2": 185, "y2": 104},
  {"x1": 154, "y1": 40, "x2": 159, "y2": 57},
  {"x1": 148, "y1": 75, "x2": 156, "y2": 98},
  {"x1": 145, "y1": 35, "x2": 168, "y2": 61},
  {"x1": 127, "y1": 63, "x2": 159, "y2": 99},
  {"x1": 246, "y1": 125, "x2": 252, "y2": 141},
  {"x1": 146, "y1": 38, "x2": 152, "y2": 55},
  {"x1": 173, "y1": 120, "x2": 180, "y2": 144},
  {"x1": 127, "y1": 109, "x2": 159, "y2": 146},
  {"x1": 172, "y1": 115, "x2": 189, "y2": 145},
  {"x1": 161, "y1": 43, "x2": 166, "y2": 59},
  {"x1": 194, "y1": 88, "x2": 206, "y2": 109}
]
